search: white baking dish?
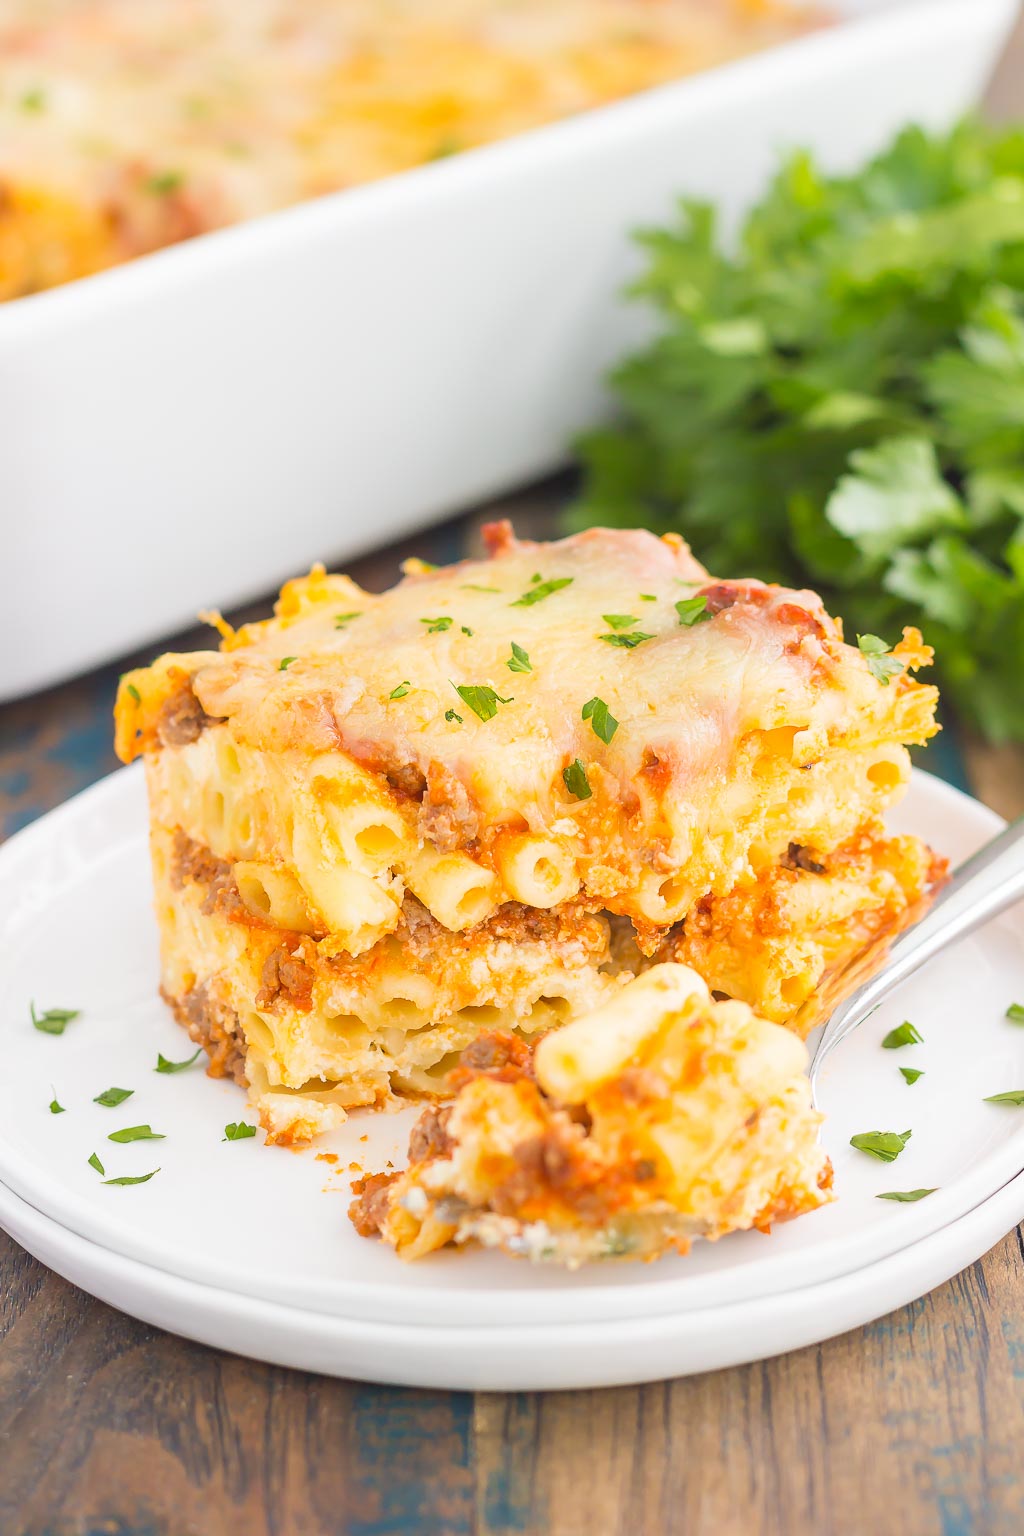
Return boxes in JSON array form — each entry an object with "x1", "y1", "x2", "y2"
[{"x1": 0, "y1": 0, "x2": 1017, "y2": 701}]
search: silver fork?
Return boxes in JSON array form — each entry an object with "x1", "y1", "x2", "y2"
[{"x1": 808, "y1": 814, "x2": 1024, "y2": 1107}]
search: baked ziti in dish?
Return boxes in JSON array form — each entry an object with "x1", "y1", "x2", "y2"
[
  {"x1": 1, "y1": 0, "x2": 824, "y2": 301},
  {"x1": 115, "y1": 524, "x2": 945, "y2": 1172},
  {"x1": 351, "y1": 964, "x2": 833, "y2": 1264}
]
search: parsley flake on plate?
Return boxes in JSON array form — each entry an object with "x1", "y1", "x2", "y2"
[
  {"x1": 107, "y1": 1124, "x2": 165, "y2": 1143},
  {"x1": 899, "y1": 1067, "x2": 925, "y2": 1085},
  {"x1": 506, "y1": 642, "x2": 532, "y2": 673},
  {"x1": 983, "y1": 1090, "x2": 1024, "y2": 1105},
  {"x1": 104, "y1": 1169, "x2": 160, "y2": 1186},
  {"x1": 563, "y1": 759, "x2": 592, "y2": 801},
  {"x1": 876, "y1": 1188, "x2": 936, "y2": 1202},
  {"x1": 223, "y1": 1122, "x2": 257, "y2": 1141},
  {"x1": 88, "y1": 1152, "x2": 105, "y2": 1176},
  {"x1": 675, "y1": 596, "x2": 711, "y2": 627},
  {"x1": 511, "y1": 577, "x2": 573, "y2": 607},
  {"x1": 30, "y1": 1002, "x2": 80, "y2": 1036},
  {"x1": 155, "y1": 1049, "x2": 201, "y2": 1073},
  {"x1": 582, "y1": 696, "x2": 618, "y2": 744},
  {"x1": 850, "y1": 1129, "x2": 912, "y2": 1162},
  {"x1": 1006, "y1": 1002, "x2": 1024, "y2": 1024},
  {"x1": 882, "y1": 1021, "x2": 923, "y2": 1049},
  {"x1": 48, "y1": 1093, "x2": 65, "y2": 1115},
  {"x1": 94, "y1": 1086, "x2": 133, "y2": 1108},
  {"x1": 451, "y1": 683, "x2": 513, "y2": 722}
]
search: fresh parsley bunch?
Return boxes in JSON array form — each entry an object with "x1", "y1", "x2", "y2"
[{"x1": 571, "y1": 120, "x2": 1024, "y2": 743}]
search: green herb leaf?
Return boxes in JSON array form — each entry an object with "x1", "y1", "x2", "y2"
[
  {"x1": 511, "y1": 577, "x2": 573, "y2": 607},
  {"x1": 94, "y1": 1087, "x2": 134, "y2": 1108},
  {"x1": 899, "y1": 1067, "x2": 925, "y2": 1085},
  {"x1": 126, "y1": 683, "x2": 141, "y2": 704},
  {"x1": 155, "y1": 1049, "x2": 201, "y2": 1074},
  {"x1": 223, "y1": 1122, "x2": 257, "y2": 1141},
  {"x1": 857, "y1": 634, "x2": 904, "y2": 687},
  {"x1": 876, "y1": 1188, "x2": 936, "y2": 1202},
  {"x1": 602, "y1": 614, "x2": 638, "y2": 631},
  {"x1": 983, "y1": 1090, "x2": 1024, "y2": 1105},
  {"x1": 451, "y1": 683, "x2": 513, "y2": 721},
  {"x1": 563, "y1": 759, "x2": 592, "y2": 800},
  {"x1": 461, "y1": 626, "x2": 474, "y2": 637},
  {"x1": 675, "y1": 596, "x2": 711, "y2": 627},
  {"x1": 639, "y1": 594, "x2": 657, "y2": 602},
  {"x1": 882, "y1": 1021, "x2": 923, "y2": 1049},
  {"x1": 581, "y1": 696, "x2": 619, "y2": 744},
  {"x1": 389, "y1": 681, "x2": 411, "y2": 700},
  {"x1": 49, "y1": 1094, "x2": 65, "y2": 1115},
  {"x1": 599, "y1": 631, "x2": 654, "y2": 648},
  {"x1": 850, "y1": 1129, "x2": 912, "y2": 1162},
  {"x1": 421, "y1": 616, "x2": 453, "y2": 633},
  {"x1": 146, "y1": 169, "x2": 184, "y2": 195},
  {"x1": 1006, "y1": 1002, "x2": 1024, "y2": 1024},
  {"x1": 88, "y1": 1152, "x2": 105, "y2": 1176},
  {"x1": 507, "y1": 642, "x2": 532, "y2": 673},
  {"x1": 334, "y1": 612, "x2": 361, "y2": 628},
  {"x1": 460, "y1": 584, "x2": 500, "y2": 593},
  {"x1": 104, "y1": 1169, "x2": 160, "y2": 1186},
  {"x1": 279, "y1": 656, "x2": 297, "y2": 671},
  {"x1": 31, "y1": 1002, "x2": 80, "y2": 1036},
  {"x1": 20, "y1": 88, "x2": 46, "y2": 113},
  {"x1": 107, "y1": 1124, "x2": 165, "y2": 1143},
  {"x1": 444, "y1": 708, "x2": 463, "y2": 723}
]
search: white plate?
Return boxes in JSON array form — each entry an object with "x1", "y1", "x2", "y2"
[
  {"x1": 1, "y1": 765, "x2": 1023, "y2": 1337},
  {"x1": 3, "y1": 1167, "x2": 1023, "y2": 1391},
  {"x1": 2, "y1": 0, "x2": 1017, "y2": 700}
]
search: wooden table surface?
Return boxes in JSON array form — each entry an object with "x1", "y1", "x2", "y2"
[{"x1": 6, "y1": 26, "x2": 1024, "y2": 1527}]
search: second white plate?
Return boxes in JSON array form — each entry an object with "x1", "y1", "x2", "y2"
[{"x1": 0, "y1": 765, "x2": 1022, "y2": 1330}]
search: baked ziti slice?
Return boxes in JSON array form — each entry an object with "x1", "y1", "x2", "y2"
[{"x1": 350, "y1": 964, "x2": 833, "y2": 1264}]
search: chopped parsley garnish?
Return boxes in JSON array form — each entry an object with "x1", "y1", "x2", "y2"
[
  {"x1": 899, "y1": 1067, "x2": 924, "y2": 1085},
  {"x1": 334, "y1": 612, "x2": 361, "y2": 628},
  {"x1": 94, "y1": 1087, "x2": 134, "y2": 1108},
  {"x1": 882, "y1": 1021, "x2": 923, "y2": 1049},
  {"x1": 451, "y1": 683, "x2": 513, "y2": 721},
  {"x1": 126, "y1": 683, "x2": 141, "y2": 704},
  {"x1": 20, "y1": 88, "x2": 47, "y2": 113},
  {"x1": 639, "y1": 594, "x2": 657, "y2": 602},
  {"x1": 602, "y1": 614, "x2": 638, "y2": 631},
  {"x1": 461, "y1": 626, "x2": 474, "y2": 637},
  {"x1": 88, "y1": 1153, "x2": 105, "y2": 1176},
  {"x1": 1006, "y1": 1002, "x2": 1024, "y2": 1024},
  {"x1": 421, "y1": 616, "x2": 453, "y2": 633},
  {"x1": 877, "y1": 1188, "x2": 936, "y2": 1202},
  {"x1": 983, "y1": 1090, "x2": 1024, "y2": 1105},
  {"x1": 223, "y1": 1122, "x2": 257, "y2": 1141},
  {"x1": 511, "y1": 577, "x2": 573, "y2": 607},
  {"x1": 146, "y1": 169, "x2": 185, "y2": 195},
  {"x1": 563, "y1": 759, "x2": 592, "y2": 801},
  {"x1": 850, "y1": 1129, "x2": 912, "y2": 1162},
  {"x1": 279, "y1": 656, "x2": 297, "y2": 671},
  {"x1": 857, "y1": 634, "x2": 904, "y2": 686},
  {"x1": 107, "y1": 1124, "x2": 165, "y2": 1143},
  {"x1": 389, "y1": 681, "x2": 411, "y2": 700},
  {"x1": 104, "y1": 1169, "x2": 160, "y2": 1186},
  {"x1": 599, "y1": 631, "x2": 654, "y2": 648},
  {"x1": 460, "y1": 584, "x2": 500, "y2": 593},
  {"x1": 675, "y1": 596, "x2": 711, "y2": 627},
  {"x1": 49, "y1": 1093, "x2": 65, "y2": 1115},
  {"x1": 506, "y1": 642, "x2": 532, "y2": 673},
  {"x1": 155, "y1": 1048, "x2": 201, "y2": 1074},
  {"x1": 31, "y1": 1002, "x2": 80, "y2": 1036},
  {"x1": 444, "y1": 708, "x2": 463, "y2": 724},
  {"x1": 582, "y1": 696, "x2": 618, "y2": 744}
]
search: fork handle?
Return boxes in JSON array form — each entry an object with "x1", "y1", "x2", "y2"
[{"x1": 810, "y1": 812, "x2": 1024, "y2": 1079}]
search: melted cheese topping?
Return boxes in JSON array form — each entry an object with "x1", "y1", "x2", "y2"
[{"x1": 1, "y1": 0, "x2": 824, "y2": 299}]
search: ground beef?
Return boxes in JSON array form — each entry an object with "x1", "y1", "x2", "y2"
[
  {"x1": 418, "y1": 763, "x2": 479, "y2": 851},
  {"x1": 162, "y1": 982, "x2": 248, "y2": 1085},
  {"x1": 407, "y1": 1105, "x2": 454, "y2": 1165},
  {"x1": 171, "y1": 830, "x2": 248, "y2": 920},
  {"x1": 157, "y1": 682, "x2": 214, "y2": 747},
  {"x1": 349, "y1": 1171, "x2": 400, "y2": 1237},
  {"x1": 782, "y1": 842, "x2": 827, "y2": 875},
  {"x1": 256, "y1": 944, "x2": 315, "y2": 1012},
  {"x1": 453, "y1": 1031, "x2": 535, "y2": 1085}
]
